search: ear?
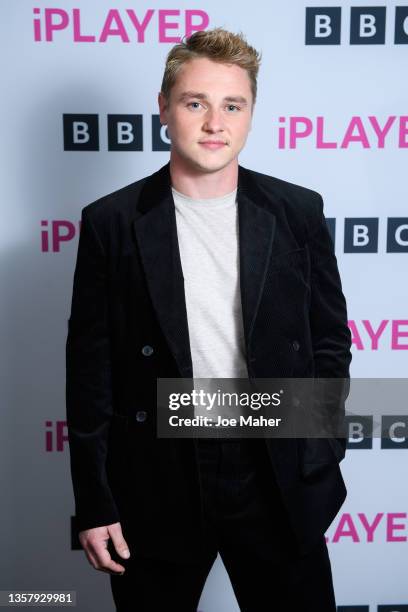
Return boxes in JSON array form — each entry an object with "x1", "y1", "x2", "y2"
[{"x1": 158, "y1": 92, "x2": 168, "y2": 125}]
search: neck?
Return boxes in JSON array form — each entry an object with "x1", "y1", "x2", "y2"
[{"x1": 169, "y1": 153, "x2": 238, "y2": 199}]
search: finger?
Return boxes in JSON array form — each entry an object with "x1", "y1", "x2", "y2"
[
  {"x1": 107, "y1": 524, "x2": 131, "y2": 559},
  {"x1": 92, "y1": 543, "x2": 126, "y2": 574},
  {"x1": 83, "y1": 547, "x2": 100, "y2": 570},
  {"x1": 81, "y1": 538, "x2": 105, "y2": 570}
]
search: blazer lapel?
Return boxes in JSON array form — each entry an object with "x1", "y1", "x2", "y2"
[
  {"x1": 132, "y1": 162, "x2": 277, "y2": 377},
  {"x1": 237, "y1": 166, "x2": 276, "y2": 356},
  {"x1": 132, "y1": 163, "x2": 193, "y2": 378}
]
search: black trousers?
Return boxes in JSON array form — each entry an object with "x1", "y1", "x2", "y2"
[{"x1": 110, "y1": 439, "x2": 336, "y2": 611}]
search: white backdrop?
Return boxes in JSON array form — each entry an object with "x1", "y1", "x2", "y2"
[{"x1": 1, "y1": 1, "x2": 407, "y2": 610}]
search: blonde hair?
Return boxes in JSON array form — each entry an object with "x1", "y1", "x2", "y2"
[{"x1": 160, "y1": 27, "x2": 261, "y2": 105}]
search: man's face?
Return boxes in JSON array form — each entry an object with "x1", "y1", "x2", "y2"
[{"x1": 158, "y1": 57, "x2": 254, "y2": 174}]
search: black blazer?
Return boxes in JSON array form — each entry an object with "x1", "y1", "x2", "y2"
[{"x1": 66, "y1": 161, "x2": 352, "y2": 561}]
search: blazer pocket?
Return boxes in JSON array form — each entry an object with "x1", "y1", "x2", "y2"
[
  {"x1": 269, "y1": 247, "x2": 309, "y2": 274},
  {"x1": 298, "y1": 438, "x2": 340, "y2": 479}
]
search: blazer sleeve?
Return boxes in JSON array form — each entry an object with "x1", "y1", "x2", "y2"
[
  {"x1": 65, "y1": 207, "x2": 120, "y2": 532},
  {"x1": 307, "y1": 193, "x2": 352, "y2": 459}
]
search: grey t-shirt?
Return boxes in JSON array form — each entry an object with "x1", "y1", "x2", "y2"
[{"x1": 172, "y1": 186, "x2": 248, "y2": 381}]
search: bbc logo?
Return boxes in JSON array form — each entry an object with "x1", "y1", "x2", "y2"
[
  {"x1": 63, "y1": 114, "x2": 170, "y2": 151},
  {"x1": 305, "y1": 6, "x2": 408, "y2": 45},
  {"x1": 326, "y1": 218, "x2": 408, "y2": 253},
  {"x1": 346, "y1": 415, "x2": 408, "y2": 450},
  {"x1": 337, "y1": 607, "x2": 408, "y2": 611}
]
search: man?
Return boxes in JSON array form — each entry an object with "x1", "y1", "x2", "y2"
[{"x1": 66, "y1": 28, "x2": 352, "y2": 611}]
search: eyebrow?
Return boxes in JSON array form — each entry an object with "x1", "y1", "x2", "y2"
[{"x1": 178, "y1": 91, "x2": 249, "y2": 106}]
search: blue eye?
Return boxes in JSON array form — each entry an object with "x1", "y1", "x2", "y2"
[
  {"x1": 188, "y1": 102, "x2": 201, "y2": 109},
  {"x1": 227, "y1": 104, "x2": 240, "y2": 112}
]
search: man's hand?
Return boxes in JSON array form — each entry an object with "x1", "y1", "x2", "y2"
[{"x1": 78, "y1": 522, "x2": 130, "y2": 575}]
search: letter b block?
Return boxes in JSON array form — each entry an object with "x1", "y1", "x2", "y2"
[
  {"x1": 107, "y1": 114, "x2": 143, "y2": 151},
  {"x1": 305, "y1": 7, "x2": 341, "y2": 45},
  {"x1": 344, "y1": 218, "x2": 379, "y2": 253},
  {"x1": 63, "y1": 114, "x2": 99, "y2": 151},
  {"x1": 350, "y1": 7, "x2": 386, "y2": 44}
]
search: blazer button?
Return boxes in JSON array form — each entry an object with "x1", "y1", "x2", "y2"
[
  {"x1": 135, "y1": 410, "x2": 147, "y2": 423},
  {"x1": 141, "y1": 345, "x2": 154, "y2": 356},
  {"x1": 292, "y1": 340, "x2": 300, "y2": 351}
]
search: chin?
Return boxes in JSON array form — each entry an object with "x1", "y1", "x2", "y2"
[
  {"x1": 192, "y1": 156, "x2": 234, "y2": 174},
  {"x1": 174, "y1": 146, "x2": 234, "y2": 174}
]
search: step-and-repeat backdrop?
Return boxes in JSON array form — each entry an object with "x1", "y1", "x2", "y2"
[{"x1": 1, "y1": 2, "x2": 407, "y2": 610}]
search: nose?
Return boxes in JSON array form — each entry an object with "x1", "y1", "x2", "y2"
[{"x1": 202, "y1": 108, "x2": 225, "y2": 133}]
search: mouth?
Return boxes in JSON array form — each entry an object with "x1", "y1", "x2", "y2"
[{"x1": 198, "y1": 140, "x2": 228, "y2": 150}]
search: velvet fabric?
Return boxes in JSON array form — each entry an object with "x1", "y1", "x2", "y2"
[{"x1": 66, "y1": 162, "x2": 352, "y2": 561}]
